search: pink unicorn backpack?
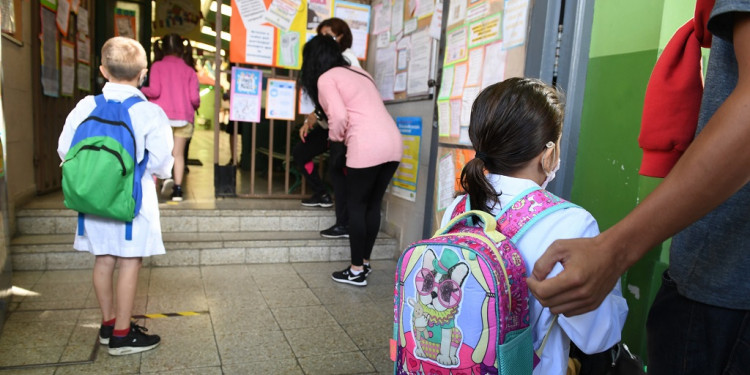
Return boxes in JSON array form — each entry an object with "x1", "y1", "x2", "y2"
[{"x1": 392, "y1": 187, "x2": 575, "y2": 374}]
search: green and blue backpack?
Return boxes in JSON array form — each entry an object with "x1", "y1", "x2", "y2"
[{"x1": 61, "y1": 95, "x2": 149, "y2": 240}]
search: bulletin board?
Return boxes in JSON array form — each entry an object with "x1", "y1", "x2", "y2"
[
  {"x1": 368, "y1": 0, "x2": 441, "y2": 102},
  {"x1": 437, "y1": 0, "x2": 530, "y2": 146},
  {"x1": 229, "y1": 0, "x2": 370, "y2": 70},
  {"x1": 431, "y1": 0, "x2": 533, "y2": 232}
]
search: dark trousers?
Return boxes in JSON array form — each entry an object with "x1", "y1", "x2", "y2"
[
  {"x1": 328, "y1": 141, "x2": 348, "y2": 227},
  {"x1": 646, "y1": 270, "x2": 750, "y2": 375},
  {"x1": 292, "y1": 126, "x2": 328, "y2": 196},
  {"x1": 345, "y1": 161, "x2": 399, "y2": 266}
]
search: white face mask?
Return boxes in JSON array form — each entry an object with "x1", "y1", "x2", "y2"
[{"x1": 541, "y1": 158, "x2": 560, "y2": 189}]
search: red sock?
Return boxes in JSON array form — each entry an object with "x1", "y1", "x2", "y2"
[
  {"x1": 102, "y1": 318, "x2": 115, "y2": 326},
  {"x1": 113, "y1": 327, "x2": 130, "y2": 337}
]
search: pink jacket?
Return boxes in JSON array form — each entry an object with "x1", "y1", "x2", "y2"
[
  {"x1": 141, "y1": 55, "x2": 200, "y2": 123},
  {"x1": 318, "y1": 66, "x2": 403, "y2": 169}
]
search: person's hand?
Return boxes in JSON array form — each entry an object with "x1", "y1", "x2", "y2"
[
  {"x1": 526, "y1": 234, "x2": 628, "y2": 316},
  {"x1": 299, "y1": 113, "x2": 317, "y2": 142}
]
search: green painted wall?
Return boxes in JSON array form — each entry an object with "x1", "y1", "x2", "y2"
[{"x1": 570, "y1": 0, "x2": 697, "y2": 363}]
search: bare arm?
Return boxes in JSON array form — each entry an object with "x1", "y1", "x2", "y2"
[{"x1": 527, "y1": 14, "x2": 750, "y2": 316}]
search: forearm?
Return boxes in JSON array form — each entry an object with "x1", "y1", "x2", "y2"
[{"x1": 602, "y1": 85, "x2": 750, "y2": 268}]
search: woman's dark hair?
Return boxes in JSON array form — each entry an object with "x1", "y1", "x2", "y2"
[
  {"x1": 299, "y1": 34, "x2": 350, "y2": 109},
  {"x1": 316, "y1": 17, "x2": 353, "y2": 50},
  {"x1": 460, "y1": 77, "x2": 564, "y2": 213},
  {"x1": 154, "y1": 33, "x2": 196, "y2": 70}
]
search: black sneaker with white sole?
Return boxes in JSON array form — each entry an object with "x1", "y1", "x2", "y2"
[
  {"x1": 320, "y1": 224, "x2": 349, "y2": 238},
  {"x1": 363, "y1": 264, "x2": 372, "y2": 277},
  {"x1": 301, "y1": 193, "x2": 333, "y2": 208},
  {"x1": 331, "y1": 267, "x2": 367, "y2": 286},
  {"x1": 108, "y1": 324, "x2": 161, "y2": 356}
]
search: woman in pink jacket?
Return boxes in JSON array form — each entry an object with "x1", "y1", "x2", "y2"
[
  {"x1": 300, "y1": 35, "x2": 403, "y2": 287},
  {"x1": 141, "y1": 33, "x2": 200, "y2": 201}
]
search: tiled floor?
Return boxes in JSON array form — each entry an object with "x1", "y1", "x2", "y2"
[
  {"x1": 1, "y1": 127, "x2": 397, "y2": 374},
  {"x1": 1, "y1": 261, "x2": 397, "y2": 374}
]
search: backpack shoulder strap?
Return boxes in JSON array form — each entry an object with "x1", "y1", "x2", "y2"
[
  {"x1": 496, "y1": 187, "x2": 578, "y2": 242},
  {"x1": 122, "y1": 95, "x2": 144, "y2": 110},
  {"x1": 94, "y1": 94, "x2": 106, "y2": 106},
  {"x1": 449, "y1": 195, "x2": 469, "y2": 220}
]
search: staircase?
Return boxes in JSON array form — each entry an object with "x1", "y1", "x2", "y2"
[{"x1": 10, "y1": 199, "x2": 399, "y2": 271}]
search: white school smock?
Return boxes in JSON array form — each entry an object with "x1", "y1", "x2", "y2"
[
  {"x1": 57, "y1": 83, "x2": 175, "y2": 257},
  {"x1": 441, "y1": 174, "x2": 628, "y2": 375}
]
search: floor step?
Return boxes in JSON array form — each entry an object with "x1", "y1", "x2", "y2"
[
  {"x1": 11, "y1": 231, "x2": 398, "y2": 270},
  {"x1": 15, "y1": 207, "x2": 340, "y2": 235}
]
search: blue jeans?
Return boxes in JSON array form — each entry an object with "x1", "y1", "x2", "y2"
[{"x1": 646, "y1": 270, "x2": 750, "y2": 375}]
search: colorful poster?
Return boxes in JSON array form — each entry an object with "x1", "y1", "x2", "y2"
[
  {"x1": 438, "y1": 152, "x2": 455, "y2": 210},
  {"x1": 114, "y1": 8, "x2": 136, "y2": 38},
  {"x1": 41, "y1": 7, "x2": 59, "y2": 97},
  {"x1": 265, "y1": 78, "x2": 296, "y2": 120},
  {"x1": 41, "y1": 0, "x2": 57, "y2": 11},
  {"x1": 229, "y1": 67, "x2": 263, "y2": 123},
  {"x1": 437, "y1": 100, "x2": 450, "y2": 136},
  {"x1": 236, "y1": 0, "x2": 267, "y2": 27},
  {"x1": 465, "y1": 46, "x2": 484, "y2": 86},
  {"x1": 60, "y1": 40, "x2": 75, "y2": 96},
  {"x1": 77, "y1": 63, "x2": 91, "y2": 91},
  {"x1": 56, "y1": 0, "x2": 70, "y2": 36},
  {"x1": 406, "y1": 29, "x2": 431, "y2": 95},
  {"x1": 444, "y1": 26, "x2": 468, "y2": 65},
  {"x1": 265, "y1": 0, "x2": 302, "y2": 31},
  {"x1": 152, "y1": 0, "x2": 202, "y2": 40},
  {"x1": 468, "y1": 13, "x2": 501, "y2": 48},
  {"x1": 76, "y1": 36, "x2": 90, "y2": 63},
  {"x1": 245, "y1": 25, "x2": 275, "y2": 65},
  {"x1": 334, "y1": 1, "x2": 370, "y2": 60},
  {"x1": 503, "y1": 0, "x2": 529, "y2": 47},
  {"x1": 275, "y1": 0, "x2": 307, "y2": 69},
  {"x1": 307, "y1": 0, "x2": 332, "y2": 30},
  {"x1": 393, "y1": 117, "x2": 422, "y2": 202},
  {"x1": 77, "y1": 7, "x2": 88, "y2": 36}
]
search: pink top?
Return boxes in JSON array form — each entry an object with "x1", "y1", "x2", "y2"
[
  {"x1": 318, "y1": 66, "x2": 403, "y2": 168},
  {"x1": 140, "y1": 55, "x2": 200, "y2": 123}
]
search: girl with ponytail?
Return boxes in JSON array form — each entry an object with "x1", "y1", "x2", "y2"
[
  {"x1": 441, "y1": 78, "x2": 628, "y2": 375},
  {"x1": 141, "y1": 33, "x2": 200, "y2": 201}
]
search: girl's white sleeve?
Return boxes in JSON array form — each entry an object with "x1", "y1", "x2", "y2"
[{"x1": 553, "y1": 214, "x2": 629, "y2": 354}]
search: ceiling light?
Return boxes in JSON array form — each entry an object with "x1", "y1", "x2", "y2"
[
  {"x1": 201, "y1": 26, "x2": 231, "y2": 41},
  {"x1": 210, "y1": 1, "x2": 232, "y2": 16}
]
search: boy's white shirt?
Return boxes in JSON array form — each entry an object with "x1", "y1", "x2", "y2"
[
  {"x1": 57, "y1": 82, "x2": 174, "y2": 257},
  {"x1": 441, "y1": 174, "x2": 628, "y2": 375}
]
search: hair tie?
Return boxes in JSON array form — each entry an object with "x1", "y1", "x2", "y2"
[{"x1": 475, "y1": 151, "x2": 488, "y2": 163}]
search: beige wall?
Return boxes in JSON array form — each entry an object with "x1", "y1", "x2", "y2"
[{"x1": 2, "y1": 0, "x2": 37, "y2": 234}]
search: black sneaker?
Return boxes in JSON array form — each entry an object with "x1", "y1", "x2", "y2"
[
  {"x1": 171, "y1": 185, "x2": 183, "y2": 202},
  {"x1": 108, "y1": 324, "x2": 161, "y2": 356},
  {"x1": 99, "y1": 321, "x2": 137, "y2": 345},
  {"x1": 320, "y1": 224, "x2": 349, "y2": 238},
  {"x1": 331, "y1": 267, "x2": 367, "y2": 286},
  {"x1": 363, "y1": 264, "x2": 372, "y2": 277},
  {"x1": 301, "y1": 193, "x2": 333, "y2": 208}
]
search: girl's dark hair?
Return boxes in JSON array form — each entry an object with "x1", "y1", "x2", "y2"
[
  {"x1": 299, "y1": 34, "x2": 350, "y2": 109},
  {"x1": 460, "y1": 77, "x2": 564, "y2": 213},
  {"x1": 154, "y1": 33, "x2": 196, "y2": 70},
  {"x1": 316, "y1": 18, "x2": 354, "y2": 50}
]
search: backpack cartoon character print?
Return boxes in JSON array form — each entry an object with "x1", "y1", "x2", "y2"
[{"x1": 410, "y1": 248, "x2": 469, "y2": 366}]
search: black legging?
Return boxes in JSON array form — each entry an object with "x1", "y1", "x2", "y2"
[
  {"x1": 346, "y1": 161, "x2": 400, "y2": 266},
  {"x1": 292, "y1": 126, "x2": 329, "y2": 196}
]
